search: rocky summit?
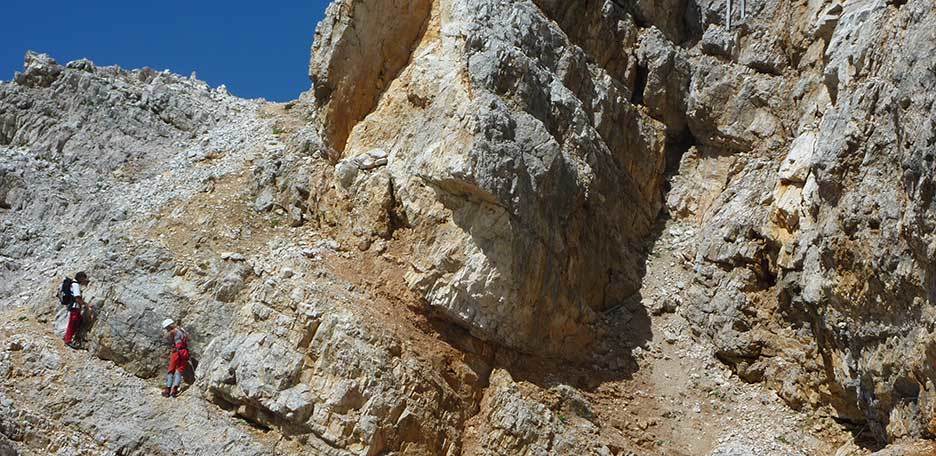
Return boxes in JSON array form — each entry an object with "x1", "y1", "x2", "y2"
[{"x1": 1, "y1": 0, "x2": 935, "y2": 454}]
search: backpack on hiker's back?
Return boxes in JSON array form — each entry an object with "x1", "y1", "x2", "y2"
[{"x1": 59, "y1": 277, "x2": 78, "y2": 310}]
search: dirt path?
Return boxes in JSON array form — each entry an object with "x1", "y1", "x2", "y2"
[{"x1": 582, "y1": 217, "x2": 853, "y2": 455}]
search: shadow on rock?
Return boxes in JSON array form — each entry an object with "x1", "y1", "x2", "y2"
[{"x1": 425, "y1": 214, "x2": 667, "y2": 393}]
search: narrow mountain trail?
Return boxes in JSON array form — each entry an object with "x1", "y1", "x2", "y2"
[
  {"x1": 582, "y1": 217, "x2": 854, "y2": 455},
  {"x1": 0, "y1": 310, "x2": 290, "y2": 455}
]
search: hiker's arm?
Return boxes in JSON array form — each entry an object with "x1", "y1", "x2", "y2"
[{"x1": 75, "y1": 295, "x2": 87, "y2": 307}]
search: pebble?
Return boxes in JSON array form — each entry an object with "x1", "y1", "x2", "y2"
[{"x1": 221, "y1": 252, "x2": 246, "y2": 262}]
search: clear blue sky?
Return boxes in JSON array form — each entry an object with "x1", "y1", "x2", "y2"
[{"x1": 1, "y1": 1, "x2": 332, "y2": 101}]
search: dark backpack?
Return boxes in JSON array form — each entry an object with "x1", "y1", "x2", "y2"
[{"x1": 60, "y1": 277, "x2": 76, "y2": 309}]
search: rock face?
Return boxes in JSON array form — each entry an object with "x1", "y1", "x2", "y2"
[
  {"x1": 0, "y1": 49, "x2": 491, "y2": 454},
  {"x1": 0, "y1": 53, "x2": 265, "y2": 379},
  {"x1": 461, "y1": 369, "x2": 608, "y2": 455},
  {"x1": 306, "y1": 0, "x2": 668, "y2": 356},
  {"x1": 309, "y1": 0, "x2": 433, "y2": 154},
  {"x1": 300, "y1": 0, "x2": 936, "y2": 448},
  {"x1": 670, "y1": 0, "x2": 936, "y2": 446},
  {"x1": 197, "y1": 275, "x2": 483, "y2": 455},
  {"x1": 3, "y1": 0, "x2": 936, "y2": 453}
]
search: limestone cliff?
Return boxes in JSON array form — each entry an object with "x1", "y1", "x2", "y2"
[
  {"x1": 305, "y1": 0, "x2": 668, "y2": 357},
  {"x1": 1, "y1": 0, "x2": 935, "y2": 454}
]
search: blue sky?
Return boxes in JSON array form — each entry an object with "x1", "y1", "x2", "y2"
[{"x1": 1, "y1": 1, "x2": 332, "y2": 101}]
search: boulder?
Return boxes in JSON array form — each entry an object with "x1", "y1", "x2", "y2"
[{"x1": 13, "y1": 52, "x2": 63, "y2": 88}]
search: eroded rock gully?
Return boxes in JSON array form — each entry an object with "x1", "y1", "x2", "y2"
[{"x1": 1, "y1": 0, "x2": 935, "y2": 454}]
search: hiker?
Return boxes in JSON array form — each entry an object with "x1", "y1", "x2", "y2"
[
  {"x1": 162, "y1": 318, "x2": 190, "y2": 397},
  {"x1": 61, "y1": 271, "x2": 91, "y2": 348}
]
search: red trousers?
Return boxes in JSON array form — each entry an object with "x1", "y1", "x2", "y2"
[
  {"x1": 63, "y1": 309, "x2": 81, "y2": 344},
  {"x1": 168, "y1": 349, "x2": 190, "y2": 374}
]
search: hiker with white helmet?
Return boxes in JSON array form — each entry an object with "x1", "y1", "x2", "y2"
[{"x1": 161, "y1": 318, "x2": 190, "y2": 397}]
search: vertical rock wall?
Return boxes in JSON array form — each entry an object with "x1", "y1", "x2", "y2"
[
  {"x1": 304, "y1": 0, "x2": 936, "y2": 446},
  {"x1": 668, "y1": 0, "x2": 936, "y2": 445},
  {"x1": 307, "y1": 0, "x2": 668, "y2": 356}
]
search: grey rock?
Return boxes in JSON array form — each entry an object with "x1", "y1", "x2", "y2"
[
  {"x1": 710, "y1": 444, "x2": 756, "y2": 456},
  {"x1": 253, "y1": 186, "x2": 275, "y2": 212},
  {"x1": 670, "y1": 0, "x2": 936, "y2": 445},
  {"x1": 334, "y1": 159, "x2": 358, "y2": 189},
  {"x1": 0, "y1": 433, "x2": 15, "y2": 456},
  {"x1": 738, "y1": 30, "x2": 789, "y2": 75},
  {"x1": 637, "y1": 27, "x2": 690, "y2": 140},
  {"x1": 221, "y1": 252, "x2": 246, "y2": 262},
  {"x1": 65, "y1": 58, "x2": 96, "y2": 73},
  {"x1": 701, "y1": 25, "x2": 736, "y2": 58},
  {"x1": 287, "y1": 204, "x2": 304, "y2": 227},
  {"x1": 13, "y1": 52, "x2": 63, "y2": 88},
  {"x1": 0, "y1": 332, "x2": 272, "y2": 455},
  {"x1": 5, "y1": 0, "x2": 936, "y2": 452}
]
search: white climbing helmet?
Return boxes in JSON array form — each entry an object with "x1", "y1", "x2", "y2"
[{"x1": 161, "y1": 318, "x2": 175, "y2": 330}]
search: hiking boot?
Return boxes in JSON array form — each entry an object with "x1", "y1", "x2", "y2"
[
  {"x1": 66, "y1": 341, "x2": 79, "y2": 349},
  {"x1": 162, "y1": 387, "x2": 171, "y2": 397},
  {"x1": 170, "y1": 386, "x2": 180, "y2": 398}
]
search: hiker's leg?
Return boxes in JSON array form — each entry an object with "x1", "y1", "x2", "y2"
[
  {"x1": 163, "y1": 359, "x2": 175, "y2": 397},
  {"x1": 169, "y1": 368, "x2": 184, "y2": 397},
  {"x1": 76, "y1": 308, "x2": 92, "y2": 345},
  {"x1": 167, "y1": 349, "x2": 183, "y2": 386},
  {"x1": 63, "y1": 309, "x2": 81, "y2": 344},
  {"x1": 168, "y1": 351, "x2": 181, "y2": 372}
]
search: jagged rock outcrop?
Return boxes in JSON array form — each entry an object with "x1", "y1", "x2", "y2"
[
  {"x1": 293, "y1": 0, "x2": 936, "y2": 447},
  {"x1": 309, "y1": 0, "x2": 433, "y2": 155},
  {"x1": 0, "y1": 51, "x2": 488, "y2": 455},
  {"x1": 461, "y1": 369, "x2": 610, "y2": 455},
  {"x1": 0, "y1": 52, "x2": 266, "y2": 380},
  {"x1": 0, "y1": 327, "x2": 274, "y2": 455},
  {"x1": 307, "y1": 0, "x2": 936, "y2": 447},
  {"x1": 302, "y1": 0, "x2": 669, "y2": 357},
  {"x1": 667, "y1": 0, "x2": 936, "y2": 446},
  {"x1": 196, "y1": 253, "x2": 485, "y2": 455},
  {"x1": 3, "y1": 0, "x2": 936, "y2": 453}
]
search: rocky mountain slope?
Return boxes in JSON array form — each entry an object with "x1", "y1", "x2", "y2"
[{"x1": 1, "y1": 0, "x2": 936, "y2": 454}]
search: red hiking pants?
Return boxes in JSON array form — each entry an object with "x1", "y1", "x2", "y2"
[
  {"x1": 168, "y1": 349, "x2": 190, "y2": 374},
  {"x1": 63, "y1": 309, "x2": 81, "y2": 344}
]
